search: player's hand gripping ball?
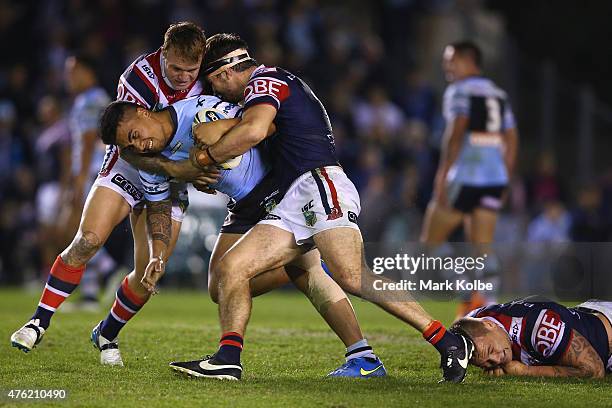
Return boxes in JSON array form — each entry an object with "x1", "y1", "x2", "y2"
[{"x1": 192, "y1": 108, "x2": 242, "y2": 169}]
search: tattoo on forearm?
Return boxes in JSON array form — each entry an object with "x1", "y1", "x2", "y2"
[
  {"x1": 146, "y1": 200, "x2": 172, "y2": 248},
  {"x1": 557, "y1": 330, "x2": 605, "y2": 377},
  {"x1": 121, "y1": 149, "x2": 173, "y2": 176}
]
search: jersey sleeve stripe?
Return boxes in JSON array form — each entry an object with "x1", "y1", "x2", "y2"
[
  {"x1": 127, "y1": 69, "x2": 157, "y2": 108},
  {"x1": 244, "y1": 94, "x2": 280, "y2": 110},
  {"x1": 252, "y1": 76, "x2": 288, "y2": 86}
]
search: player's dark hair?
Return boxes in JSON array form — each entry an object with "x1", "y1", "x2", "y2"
[
  {"x1": 99, "y1": 101, "x2": 137, "y2": 145},
  {"x1": 449, "y1": 40, "x2": 483, "y2": 68},
  {"x1": 203, "y1": 33, "x2": 258, "y2": 74},
  {"x1": 70, "y1": 52, "x2": 101, "y2": 80},
  {"x1": 162, "y1": 21, "x2": 206, "y2": 63}
]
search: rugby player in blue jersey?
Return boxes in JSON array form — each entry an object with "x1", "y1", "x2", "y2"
[
  {"x1": 177, "y1": 33, "x2": 473, "y2": 382},
  {"x1": 99, "y1": 94, "x2": 388, "y2": 379},
  {"x1": 452, "y1": 297, "x2": 611, "y2": 378},
  {"x1": 420, "y1": 41, "x2": 519, "y2": 315}
]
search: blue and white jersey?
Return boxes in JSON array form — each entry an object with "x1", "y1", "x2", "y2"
[
  {"x1": 140, "y1": 95, "x2": 270, "y2": 202},
  {"x1": 69, "y1": 86, "x2": 110, "y2": 179},
  {"x1": 443, "y1": 76, "x2": 516, "y2": 187}
]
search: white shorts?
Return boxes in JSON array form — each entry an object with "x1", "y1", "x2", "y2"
[
  {"x1": 95, "y1": 155, "x2": 187, "y2": 222},
  {"x1": 575, "y1": 300, "x2": 612, "y2": 372},
  {"x1": 258, "y1": 166, "x2": 361, "y2": 245}
]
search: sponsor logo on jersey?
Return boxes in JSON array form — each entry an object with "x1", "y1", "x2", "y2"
[
  {"x1": 301, "y1": 200, "x2": 317, "y2": 227},
  {"x1": 111, "y1": 174, "x2": 144, "y2": 201},
  {"x1": 170, "y1": 142, "x2": 183, "y2": 155},
  {"x1": 142, "y1": 65, "x2": 155, "y2": 80},
  {"x1": 531, "y1": 309, "x2": 566, "y2": 358},
  {"x1": 510, "y1": 317, "x2": 523, "y2": 344},
  {"x1": 348, "y1": 211, "x2": 358, "y2": 224},
  {"x1": 262, "y1": 213, "x2": 281, "y2": 221}
]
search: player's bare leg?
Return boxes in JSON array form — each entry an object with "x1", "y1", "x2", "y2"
[
  {"x1": 210, "y1": 233, "x2": 372, "y2": 355},
  {"x1": 314, "y1": 228, "x2": 433, "y2": 330},
  {"x1": 285, "y1": 249, "x2": 363, "y2": 347},
  {"x1": 170, "y1": 225, "x2": 385, "y2": 379},
  {"x1": 313, "y1": 227, "x2": 473, "y2": 382},
  {"x1": 92, "y1": 208, "x2": 183, "y2": 366},
  {"x1": 458, "y1": 207, "x2": 499, "y2": 314},
  {"x1": 420, "y1": 201, "x2": 463, "y2": 244},
  {"x1": 168, "y1": 225, "x2": 303, "y2": 380},
  {"x1": 208, "y1": 232, "x2": 290, "y2": 303},
  {"x1": 216, "y1": 225, "x2": 304, "y2": 335},
  {"x1": 11, "y1": 186, "x2": 130, "y2": 353}
]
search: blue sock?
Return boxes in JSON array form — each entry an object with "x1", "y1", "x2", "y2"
[{"x1": 216, "y1": 332, "x2": 243, "y2": 364}]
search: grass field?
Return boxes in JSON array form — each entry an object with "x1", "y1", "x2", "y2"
[{"x1": 0, "y1": 288, "x2": 610, "y2": 407}]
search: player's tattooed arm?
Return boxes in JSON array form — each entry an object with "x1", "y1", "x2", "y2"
[
  {"x1": 120, "y1": 149, "x2": 219, "y2": 185},
  {"x1": 146, "y1": 199, "x2": 171, "y2": 249},
  {"x1": 502, "y1": 330, "x2": 605, "y2": 378},
  {"x1": 141, "y1": 199, "x2": 172, "y2": 293}
]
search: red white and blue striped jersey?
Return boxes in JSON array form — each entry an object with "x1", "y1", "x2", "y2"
[
  {"x1": 468, "y1": 297, "x2": 609, "y2": 369},
  {"x1": 242, "y1": 65, "x2": 339, "y2": 193},
  {"x1": 99, "y1": 48, "x2": 203, "y2": 176}
]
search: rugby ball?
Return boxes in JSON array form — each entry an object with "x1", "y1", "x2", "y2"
[{"x1": 192, "y1": 108, "x2": 242, "y2": 170}]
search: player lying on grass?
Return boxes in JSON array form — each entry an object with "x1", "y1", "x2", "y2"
[
  {"x1": 99, "y1": 95, "x2": 388, "y2": 378},
  {"x1": 451, "y1": 297, "x2": 611, "y2": 378}
]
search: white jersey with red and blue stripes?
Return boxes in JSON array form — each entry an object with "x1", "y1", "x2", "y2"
[
  {"x1": 99, "y1": 48, "x2": 203, "y2": 176},
  {"x1": 468, "y1": 297, "x2": 609, "y2": 368},
  {"x1": 242, "y1": 65, "x2": 339, "y2": 193}
]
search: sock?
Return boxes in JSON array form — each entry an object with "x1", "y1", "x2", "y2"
[
  {"x1": 423, "y1": 320, "x2": 459, "y2": 355},
  {"x1": 216, "y1": 332, "x2": 243, "y2": 364},
  {"x1": 100, "y1": 276, "x2": 147, "y2": 341},
  {"x1": 345, "y1": 338, "x2": 376, "y2": 361},
  {"x1": 32, "y1": 256, "x2": 86, "y2": 329}
]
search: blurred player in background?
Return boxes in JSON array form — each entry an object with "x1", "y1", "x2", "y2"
[
  {"x1": 34, "y1": 95, "x2": 71, "y2": 270},
  {"x1": 452, "y1": 297, "x2": 611, "y2": 378},
  {"x1": 10, "y1": 22, "x2": 211, "y2": 366},
  {"x1": 61, "y1": 54, "x2": 116, "y2": 308},
  {"x1": 420, "y1": 41, "x2": 519, "y2": 315}
]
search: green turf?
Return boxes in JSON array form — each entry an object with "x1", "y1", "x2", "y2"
[{"x1": 0, "y1": 289, "x2": 610, "y2": 407}]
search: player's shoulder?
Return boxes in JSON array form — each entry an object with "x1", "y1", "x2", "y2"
[
  {"x1": 249, "y1": 65, "x2": 292, "y2": 83},
  {"x1": 453, "y1": 76, "x2": 507, "y2": 99},
  {"x1": 75, "y1": 86, "x2": 110, "y2": 109},
  {"x1": 174, "y1": 95, "x2": 241, "y2": 119},
  {"x1": 117, "y1": 49, "x2": 162, "y2": 107}
]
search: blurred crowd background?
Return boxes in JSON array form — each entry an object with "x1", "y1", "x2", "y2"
[{"x1": 1, "y1": 0, "x2": 612, "y2": 291}]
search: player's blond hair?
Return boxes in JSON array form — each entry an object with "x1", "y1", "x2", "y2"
[
  {"x1": 162, "y1": 22, "x2": 206, "y2": 63},
  {"x1": 450, "y1": 317, "x2": 489, "y2": 342}
]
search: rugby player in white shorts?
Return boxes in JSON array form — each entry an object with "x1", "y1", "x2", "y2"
[
  {"x1": 10, "y1": 22, "x2": 212, "y2": 366},
  {"x1": 99, "y1": 92, "x2": 389, "y2": 379},
  {"x1": 177, "y1": 33, "x2": 475, "y2": 382}
]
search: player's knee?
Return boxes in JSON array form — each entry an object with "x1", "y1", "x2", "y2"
[
  {"x1": 329, "y1": 268, "x2": 361, "y2": 295},
  {"x1": 62, "y1": 230, "x2": 103, "y2": 265}
]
